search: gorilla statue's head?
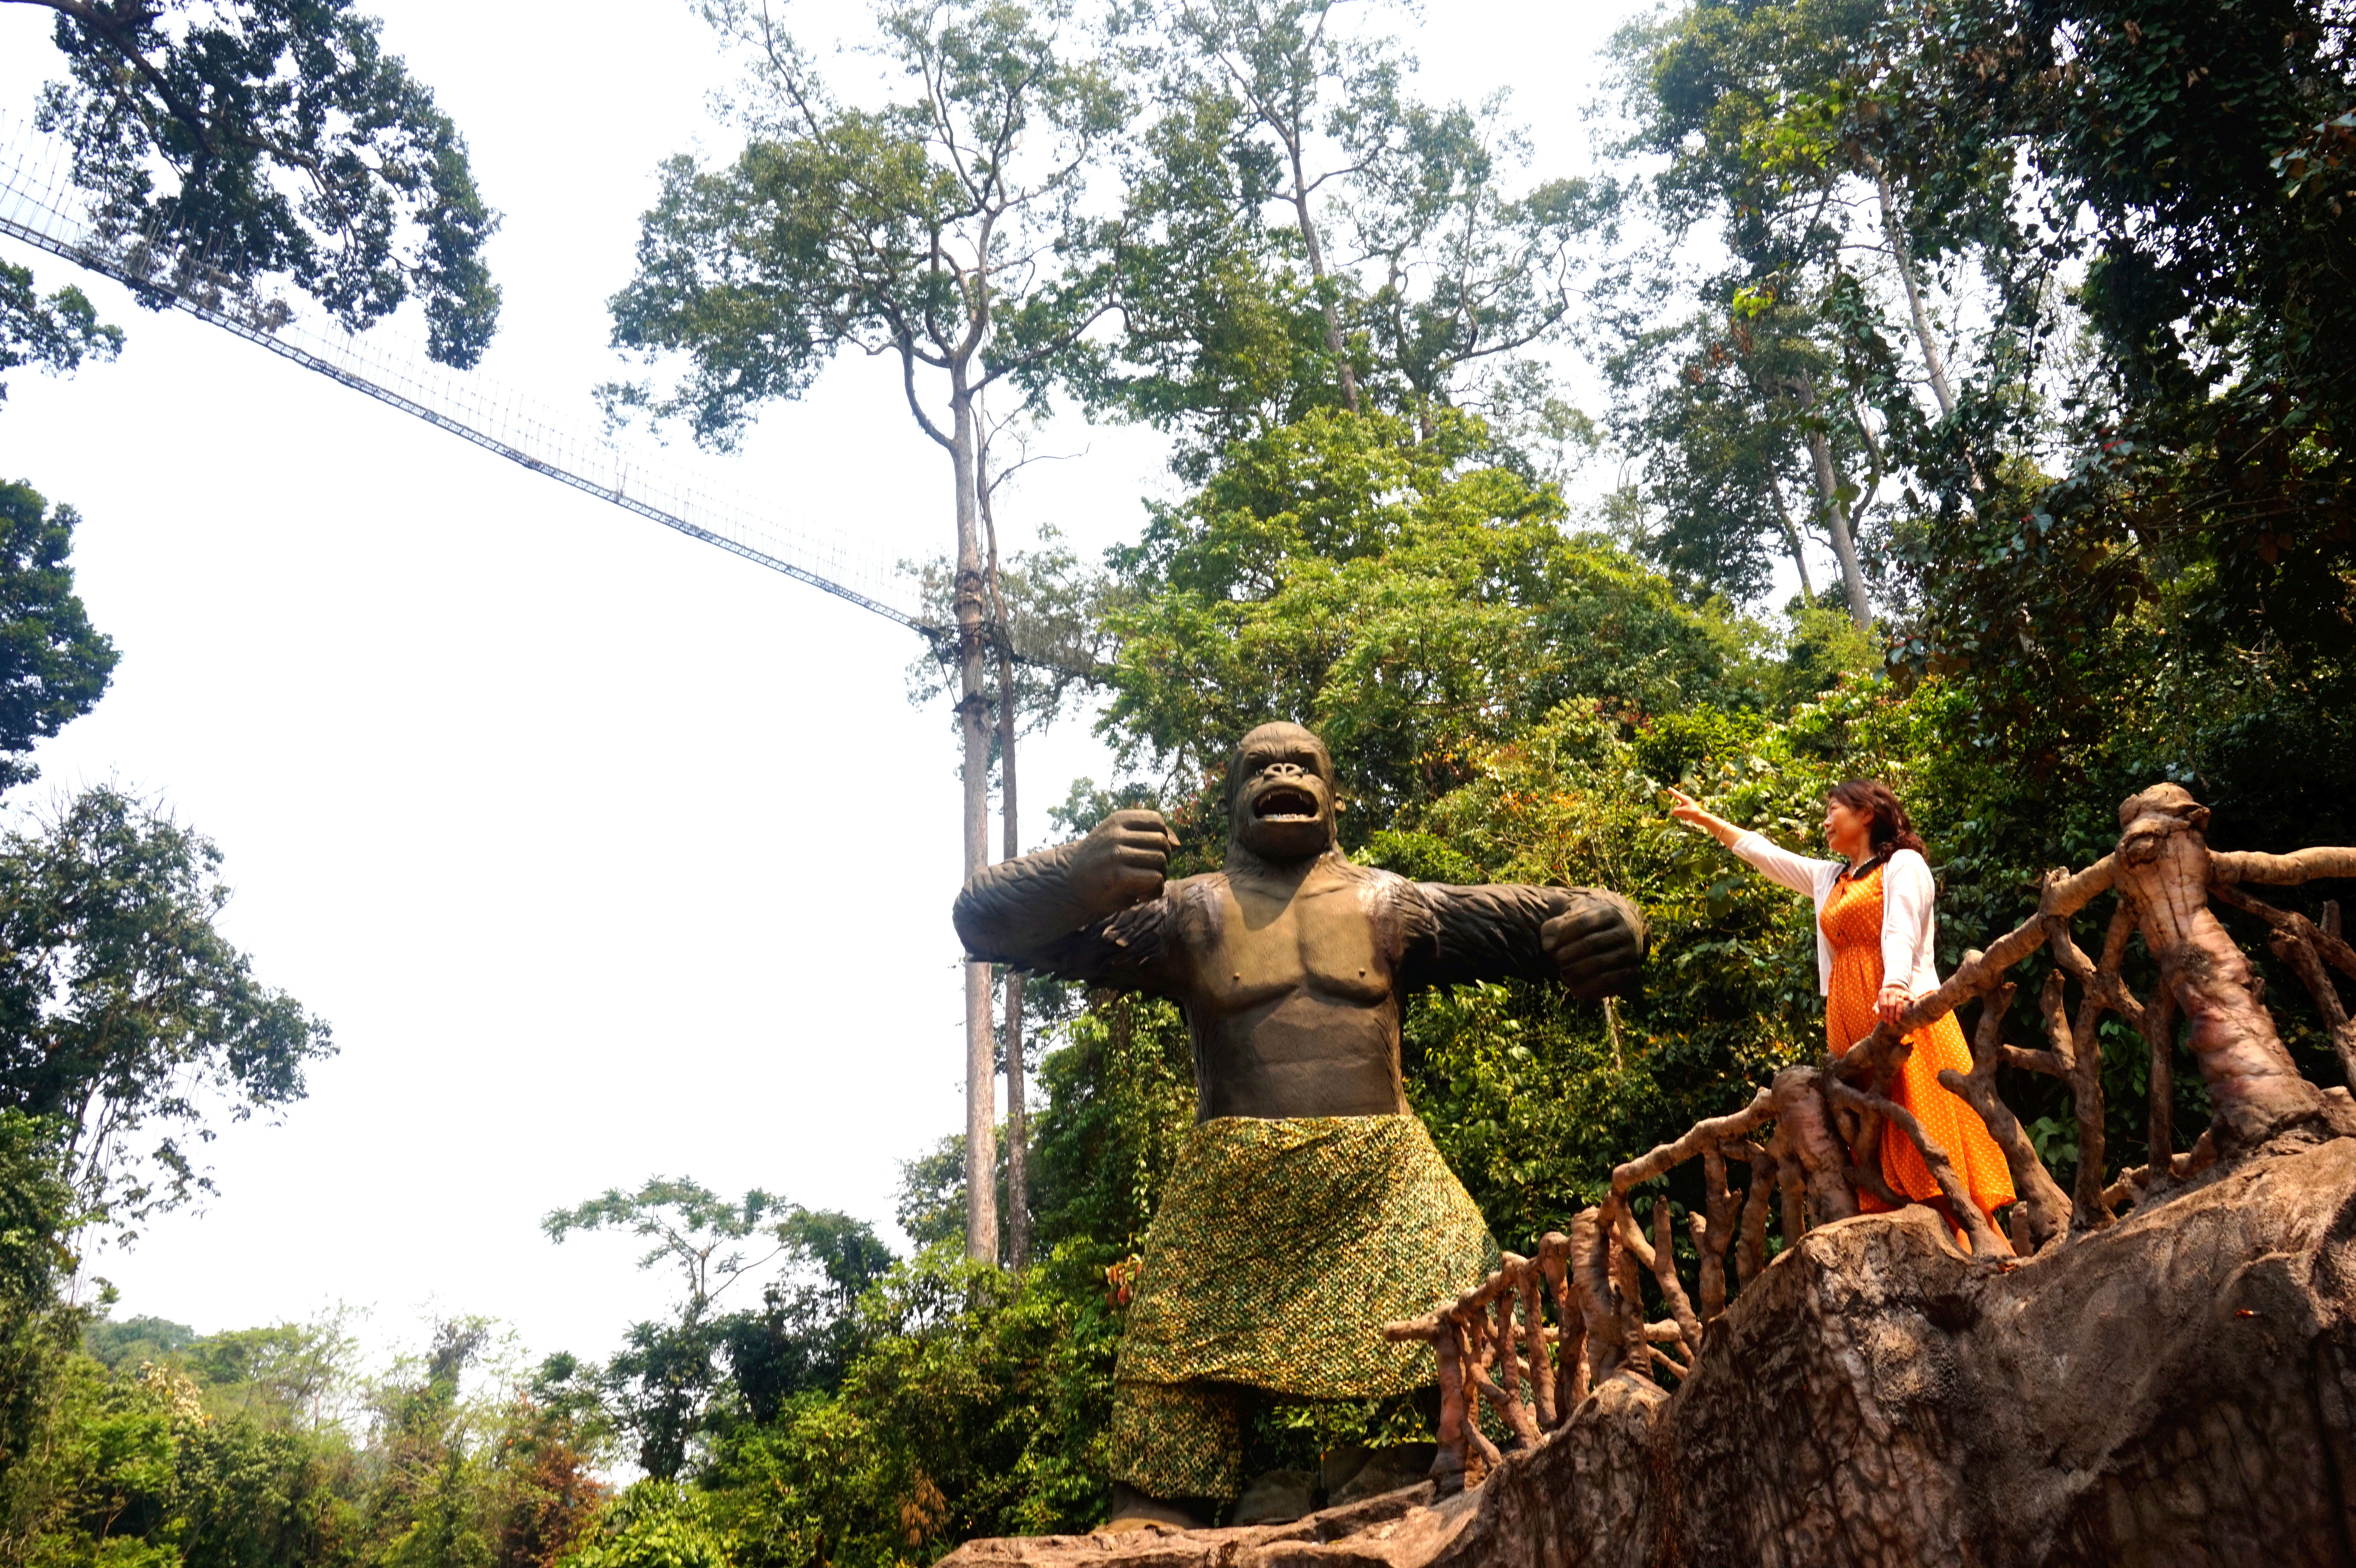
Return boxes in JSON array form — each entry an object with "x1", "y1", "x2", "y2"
[{"x1": 1226, "y1": 722, "x2": 1340, "y2": 863}]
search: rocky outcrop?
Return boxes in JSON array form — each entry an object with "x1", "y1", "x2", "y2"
[{"x1": 939, "y1": 1131, "x2": 2356, "y2": 1568}]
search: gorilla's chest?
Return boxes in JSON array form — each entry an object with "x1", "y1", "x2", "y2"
[{"x1": 1198, "y1": 871, "x2": 1392, "y2": 1010}]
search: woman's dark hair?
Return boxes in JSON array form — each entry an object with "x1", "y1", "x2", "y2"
[{"x1": 1827, "y1": 779, "x2": 1928, "y2": 860}]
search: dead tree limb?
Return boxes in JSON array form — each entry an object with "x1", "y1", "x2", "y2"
[
  {"x1": 1735, "y1": 1141, "x2": 1776, "y2": 1289},
  {"x1": 1568, "y1": 1207, "x2": 1628, "y2": 1385},
  {"x1": 1474, "y1": 1276, "x2": 1542, "y2": 1448},
  {"x1": 1774, "y1": 1142, "x2": 1808, "y2": 1246},
  {"x1": 1537, "y1": 1233, "x2": 1585, "y2": 1417},
  {"x1": 2040, "y1": 916, "x2": 2120, "y2": 1229},
  {"x1": 1609, "y1": 1089, "x2": 1776, "y2": 1193},
  {"x1": 1938, "y1": 979, "x2": 2073, "y2": 1251},
  {"x1": 1452, "y1": 1315, "x2": 1504, "y2": 1478},
  {"x1": 1430, "y1": 1318, "x2": 1468, "y2": 1491},
  {"x1": 1773, "y1": 1065, "x2": 1859, "y2": 1226},
  {"x1": 1643, "y1": 1200, "x2": 1704, "y2": 1357},
  {"x1": 2102, "y1": 1129, "x2": 2220, "y2": 1213},
  {"x1": 2212, "y1": 846, "x2": 2356, "y2": 911},
  {"x1": 1843, "y1": 1155, "x2": 1910, "y2": 1211},
  {"x1": 1517, "y1": 1263, "x2": 1554, "y2": 1431},
  {"x1": 1822, "y1": 1077, "x2": 2011, "y2": 1258},
  {"x1": 1697, "y1": 1143, "x2": 1741, "y2": 1319},
  {"x1": 1487, "y1": 1255, "x2": 1523, "y2": 1410},
  {"x1": 2143, "y1": 983, "x2": 2179, "y2": 1185},
  {"x1": 1606, "y1": 1212, "x2": 1656, "y2": 1385},
  {"x1": 2268, "y1": 918, "x2": 2356, "y2": 1089}
]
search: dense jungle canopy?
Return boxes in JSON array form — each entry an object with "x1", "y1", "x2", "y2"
[{"x1": 1, "y1": 0, "x2": 2353, "y2": 1562}]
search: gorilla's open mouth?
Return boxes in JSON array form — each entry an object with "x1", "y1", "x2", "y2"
[{"x1": 1252, "y1": 785, "x2": 1319, "y2": 820}]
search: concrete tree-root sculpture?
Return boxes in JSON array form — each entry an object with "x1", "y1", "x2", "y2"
[{"x1": 938, "y1": 788, "x2": 2356, "y2": 1568}]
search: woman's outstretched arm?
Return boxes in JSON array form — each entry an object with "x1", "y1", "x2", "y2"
[
  {"x1": 1665, "y1": 787, "x2": 1745, "y2": 848},
  {"x1": 1666, "y1": 788, "x2": 1831, "y2": 899}
]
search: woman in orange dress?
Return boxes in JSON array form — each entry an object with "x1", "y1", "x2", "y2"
[{"x1": 1667, "y1": 779, "x2": 2015, "y2": 1238}]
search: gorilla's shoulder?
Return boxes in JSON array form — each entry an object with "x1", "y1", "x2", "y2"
[{"x1": 1332, "y1": 859, "x2": 1412, "y2": 891}]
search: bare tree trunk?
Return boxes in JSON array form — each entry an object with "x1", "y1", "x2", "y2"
[
  {"x1": 1764, "y1": 469, "x2": 1818, "y2": 604},
  {"x1": 1870, "y1": 161, "x2": 1958, "y2": 420},
  {"x1": 1800, "y1": 417, "x2": 1872, "y2": 630},
  {"x1": 1286, "y1": 134, "x2": 1358, "y2": 413},
  {"x1": 952, "y1": 379, "x2": 998, "y2": 1266},
  {"x1": 982, "y1": 472, "x2": 1030, "y2": 1270},
  {"x1": 1869, "y1": 158, "x2": 1989, "y2": 498}
]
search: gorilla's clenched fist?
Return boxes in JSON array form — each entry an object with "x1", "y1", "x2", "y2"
[
  {"x1": 1542, "y1": 890, "x2": 1647, "y2": 1001},
  {"x1": 1066, "y1": 809, "x2": 1180, "y2": 920}
]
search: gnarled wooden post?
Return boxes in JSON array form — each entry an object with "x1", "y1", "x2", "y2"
[
  {"x1": 2113, "y1": 785, "x2": 2331, "y2": 1149},
  {"x1": 1938, "y1": 979, "x2": 2074, "y2": 1251},
  {"x1": 1771, "y1": 1065, "x2": 1859, "y2": 1227}
]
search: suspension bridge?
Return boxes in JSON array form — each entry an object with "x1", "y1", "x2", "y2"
[{"x1": 0, "y1": 116, "x2": 943, "y2": 644}]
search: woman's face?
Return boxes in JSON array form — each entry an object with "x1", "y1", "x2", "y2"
[{"x1": 1822, "y1": 796, "x2": 1874, "y2": 859}]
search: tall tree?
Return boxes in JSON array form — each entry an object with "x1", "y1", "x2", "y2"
[
  {"x1": 542, "y1": 1179, "x2": 891, "y2": 1476},
  {"x1": 1907, "y1": 0, "x2": 2356, "y2": 704},
  {"x1": 1609, "y1": 0, "x2": 2037, "y2": 627},
  {"x1": 544, "y1": 1179, "x2": 795, "y2": 1479},
  {"x1": 0, "y1": 786, "x2": 331, "y2": 1225},
  {"x1": 0, "y1": 266, "x2": 119, "y2": 406},
  {"x1": 605, "y1": 0, "x2": 1127, "y2": 1266},
  {"x1": 905, "y1": 512, "x2": 1107, "y2": 1266},
  {"x1": 1090, "y1": 0, "x2": 1614, "y2": 478}
]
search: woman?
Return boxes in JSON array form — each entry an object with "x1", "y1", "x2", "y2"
[{"x1": 1666, "y1": 779, "x2": 2014, "y2": 1236}]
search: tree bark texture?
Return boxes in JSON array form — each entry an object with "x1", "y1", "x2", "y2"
[
  {"x1": 985, "y1": 471, "x2": 1029, "y2": 1270},
  {"x1": 941, "y1": 1133, "x2": 2356, "y2": 1568},
  {"x1": 2115, "y1": 785, "x2": 2330, "y2": 1150},
  {"x1": 1789, "y1": 372, "x2": 1872, "y2": 630},
  {"x1": 953, "y1": 383, "x2": 999, "y2": 1265},
  {"x1": 1870, "y1": 161, "x2": 1959, "y2": 421}
]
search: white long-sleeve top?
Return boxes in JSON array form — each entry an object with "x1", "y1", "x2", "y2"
[{"x1": 1729, "y1": 832, "x2": 1942, "y2": 998}]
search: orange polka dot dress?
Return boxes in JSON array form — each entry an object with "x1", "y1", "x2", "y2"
[{"x1": 1821, "y1": 863, "x2": 2015, "y2": 1218}]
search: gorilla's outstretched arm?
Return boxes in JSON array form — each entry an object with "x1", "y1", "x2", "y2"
[
  {"x1": 1401, "y1": 883, "x2": 1647, "y2": 1000},
  {"x1": 952, "y1": 810, "x2": 1183, "y2": 993}
]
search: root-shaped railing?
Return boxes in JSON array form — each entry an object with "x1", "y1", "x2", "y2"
[{"x1": 1386, "y1": 785, "x2": 2356, "y2": 1492}]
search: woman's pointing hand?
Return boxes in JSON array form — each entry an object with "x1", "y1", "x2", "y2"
[{"x1": 1666, "y1": 787, "x2": 1741, "y2": 847}]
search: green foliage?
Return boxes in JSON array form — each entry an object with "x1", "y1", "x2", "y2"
[
  {"x1": 604, "y1": 0, "x2": 1128, "y2": 450},
  {"x1": 542, "y1": 1182, "x2": 894, "y2": 1480},
  {"x1": 0, "y1": 1113, "x2": 74, "y2": 1320},
  {"x1": 1, "y1": 1308, "x2": 610, "y2": 1568},
  {"x1": 1089, "y1": 0, "x2": 1616, "y2": 481},
  {"x1": 1384, "y1": 693, "x2": 1887, "y2": 1235},
  {"x1": 0, "y1": 268, "x2": 120, "y2": 405},
  {"x1": 31, "y1": 0, "x2": 502, "y2": 364},
  {"x1": 0, "y1": 483, "x2": 117, "y2": 790},
  {"x1": 1611, "y1": 0, "x2": 2356, "y2": 780},
  {"x1": 560, "y1": 1483, "x2": 725, "y2": 1568},
  {"x1": 81, "y1": 1320, "x2": 199, "y2": 1375},
  {"x1": 1026, "y1": 997, "x2": 1196, "y2": 1263},
  {"x1": 0, "y1": 786, "x2": 332, "y2": 1225},
  {"x1": 1100, "y1": 406, "x2": 1747, "y2": 831},
  {"x1": 3, "y1": 8, "x2": 2345, "y2": 1566}
]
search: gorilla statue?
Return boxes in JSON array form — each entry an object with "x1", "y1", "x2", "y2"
[{"x1": 954, "y1": 721, "x2": 1645, "y2": 1526}]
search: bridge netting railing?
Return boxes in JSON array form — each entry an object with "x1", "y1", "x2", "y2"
[{"x1": 0, "y1": 115, "x2": 927, "y2": 635}]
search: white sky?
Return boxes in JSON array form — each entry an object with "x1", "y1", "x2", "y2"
[{"x1": 0, "y1": 0, "x2": 1674, "y2": 1367}]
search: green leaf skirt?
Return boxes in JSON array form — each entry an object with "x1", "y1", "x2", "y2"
[{"x1": 1108, "y1": 1114, "x2": 1498, "y2": 1502}]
